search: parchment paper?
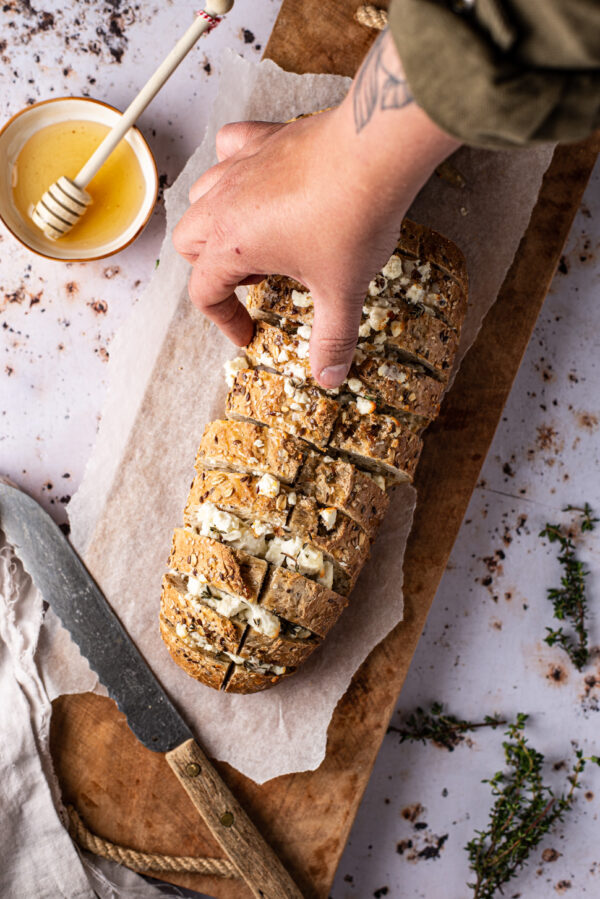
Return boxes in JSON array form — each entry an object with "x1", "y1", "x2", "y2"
[{"x1": 53, "y1": 51, "x2": 554, "y2": 784}]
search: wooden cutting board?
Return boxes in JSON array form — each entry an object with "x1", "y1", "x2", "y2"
[{"x1": 50, "y1": 2, "x2": 599, "y2": 897}]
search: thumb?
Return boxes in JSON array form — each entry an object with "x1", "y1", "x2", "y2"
[{"x1": 308, "y1": 290, "x2": 365, "y2": 389}]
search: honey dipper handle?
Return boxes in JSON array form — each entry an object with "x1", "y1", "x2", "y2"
[
  {"x1": 74, "y1": 0, "x2": 234, "y2": 190},
  {"x1": 166, "y1": 739, "x2": 304, "y2": 899}
]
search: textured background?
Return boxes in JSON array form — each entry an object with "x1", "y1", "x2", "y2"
[{"x1": 1, "y1": 2, "x2": 599, "y2": 897}]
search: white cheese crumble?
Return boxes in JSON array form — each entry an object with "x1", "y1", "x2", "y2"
[
  {"x1": 356, "y1": 396, "x2": 376, "y2": 415},
  {"x1": 358, "y1": 321, "x2": 371, "y2": 339},
  {"x1": 319, "y1": 507, "x2": 337, "y2": 530},
  {"x1": 406, "y1": 283, "x2": 426, "y2": 304},
  {"x1": 287, "y1": 491, "x2": 297, "y2": 506},
  {"x1": 347, "y1": 378, "x2": 363, "y2": 394},
  {"x1": 192, "y1": 503, "x2": 271, "y2": 556},
  {"x1": 265, "y1": 536, "x2": 333, "y2": 587},
  {"x1": 283, "y1": 361, "x2": 307, "y2": 381},
  {"x1": 297, "y1": 324, "x2": 312, "y2": 340},
  {"x1": 257, "y1": 473, "x2": 280, "y2": 498},
  {"x1": 390, "y1": 320, "x2": 405, "y2": 338},
  {"x1": 296, "y1": 339, "x2": 310, "y2": 359},
  {"x1": 291, "y1": 289, "x2": 313, "y2": 308},
  {"x1": 368, "y1": 306, "x2": 390, "y2": 332},
  {"x1": 224, "y1": 355, "x2": 248, "y2": 387},
  {"x1": 381, "y1": 254, "x2": 404, "y2": 280},
  {"x1": 368, "y1": 276, "x2": 385, "y2": 296}
]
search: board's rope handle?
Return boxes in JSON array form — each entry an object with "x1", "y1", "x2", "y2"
[
  {"x1": 67, "y1": 805, "x2": 238, "y2": 877},
  {"x1": 355, "y1": 3, "x2": 388, "y2": 30}
]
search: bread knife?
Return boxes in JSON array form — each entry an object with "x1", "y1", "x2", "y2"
[{"x1": 0, "y1": 479, "x2": 303, "y2": 899}]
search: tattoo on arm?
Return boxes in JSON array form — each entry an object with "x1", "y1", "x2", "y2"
[{"x1": 353, "y1": 29, "x2": 413, "y2": 134}]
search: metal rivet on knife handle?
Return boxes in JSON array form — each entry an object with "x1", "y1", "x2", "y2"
[
  {"x1": 185, "y1": 762, "x2": 201, "y2": 778},
  {"x1": 166, "y1": 738, "x2": 304, "y2": 898}
]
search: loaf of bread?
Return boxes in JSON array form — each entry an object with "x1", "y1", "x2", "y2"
[{"x1": 161, "y1": 219, "x2": 467, "y2": 693}]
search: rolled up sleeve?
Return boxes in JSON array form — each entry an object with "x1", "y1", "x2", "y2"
[{"x1": 388, "y1": 0, "x2": 600, "y2": 148}]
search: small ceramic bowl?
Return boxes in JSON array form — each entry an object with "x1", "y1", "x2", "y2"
[{"x1": 0, "y1": 97, "x2": 158, "y2": 262}]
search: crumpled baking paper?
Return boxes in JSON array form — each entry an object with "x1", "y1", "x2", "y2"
[{"x1": 52, "y1": 51, "x2": 555, "y2": 784}]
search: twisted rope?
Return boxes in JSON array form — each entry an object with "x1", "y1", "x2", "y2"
[
  {"x1": 355, "y1": 3, "x2": 388, "y2": 30},
  {"x1": 66, "y1": 805, "x2": 238, "y2": 877}
]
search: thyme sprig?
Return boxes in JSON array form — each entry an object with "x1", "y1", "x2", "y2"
[
  {"x1": 466, "y1": 714, "x2": 599, "y2": 899},
  {"x1": 540, "y1": 503, "x2": 597, "y2": 670},
  {"x1": 388, "y1": 702, "x2": 505, "y2": 751}
]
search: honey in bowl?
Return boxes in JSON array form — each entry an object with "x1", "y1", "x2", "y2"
[{"x1": 11, "y1": 119, "x2": 146, "y2": 251}]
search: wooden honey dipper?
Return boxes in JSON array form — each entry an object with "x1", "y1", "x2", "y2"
[{"x1": 31, "y1": 0, "x2": 233, "y2": 240}]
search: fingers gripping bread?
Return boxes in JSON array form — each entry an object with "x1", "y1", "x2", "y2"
[{"x1": 161, "y1": 221, "x2": 467, "y2": 692}]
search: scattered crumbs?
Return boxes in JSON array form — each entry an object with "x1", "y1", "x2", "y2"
[
  {"x1": 555, "y1": 881, "x2": 572, "y2": 893},
  {"x1": 373, "y1": 888, "x2": 388, "y2": 898},
  {"x1": 103, "y1": 266, "x2": 120, "y2": 279},
  {"x1": 88, "y1": 299, "x2": 108, "y2": 315},
  {"x1": 441, "y1": 788, "x2": 448, "y2": 797},
  {"x1": 401, "y1": 803, "x2": 423, "y2": 823},
  {"x1": 5, "y1": 365, "x2": 14, "y2": 376},
  {"x1": 546, "y1": 664, "x2": 568, "y2": 686},
  {"x1": 557, "y1": 256, "x2": 569, "y2": 275},
  {"x1": 343, "y1": 874, "x2": 353, "y2": 883},
  {"x1": 417, "y1": 833, "x2": 448, "y2": 860},
  {"x1": 396, "y1": 838, "x2": 413, "y2": 855},
  {"x1": 241, "y1": 27, "x2": 255, "y2": 43},
  {"x1": 65, "y1": 281, "x2": 79, "y2": 296},
  {"x1": 62, "y1": 472, "x2": 70, "y2": 479},
  {"x1": 414, "y1": 821, "x2": 428, "y2": 831},
  {"x1": 59, "y1": 522, "x2": 71, "y2": 536},
  {"x1": 542, "y1": 848, "x2": 561, "y2": 863},
  {"x1": 585, "y1": 790, "x2": 594, "y2": 801},
  {"x1": 576, "y1": 411, "x2": 599, "y2": 431},
  {"x1": 95, "y1": 346, "x2": 110, "y2": 363}
]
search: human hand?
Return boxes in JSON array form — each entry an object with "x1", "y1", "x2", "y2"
[{"x1": 173, "y1": 30, "x2": 460, "y2": 388}]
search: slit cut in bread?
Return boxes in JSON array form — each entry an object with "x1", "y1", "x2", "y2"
[
  {"x1": 226, "y1": 368, "x2": 339, "y2": 449},
  {"x1": 185, "y1": 468, "x2": 294, "y2": 532},
  {"x1": 197, "y1": 419, "x2": 306, "y2": 485},
  {"x1": 259, "y1": 565, "x2": 347, "y2": 638}
]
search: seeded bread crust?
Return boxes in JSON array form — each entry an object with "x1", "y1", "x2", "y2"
[
  {"x1": 259, "y1": 566, "x2": 347, "y2": 638},
  {"x1": 246, "y1": 275, "x2": 311, "y2": 328},
  {"x1": 159, "y1": 616, "x2": 230, "y2": 690},
  {"x1": 226, "y1": 369, "x2": 339, "y2": 450},
  {"x1": 239, "y1": 626, "x2": 321, "y2": 668},
  {"x1": 169, "y1": 528, "x2": 267, "y2": 603},
  {"x1": 161, "y1": 577, "x2": 245, "y2": 657},
  {"x1": 185, "y1": 468, "x2": 292, "y2": 530},
  {"x1": 297, "y1": 453, "x2": 389, "y2": 538},
  {"x1": 288, "y1": 495, "x2": 370, "y2": 589},
  {"x1": 398, "y1": 219, "x2": 468, "y2": 293},
  {"x1": 330, "y1": 407, "x2": 423, "y2": 483},
  {"x1": 196, "y1": 420, "x2": 305, "y2": 485},
  {"x1": 350, "y1": 355, "x2": 445, "y2": 423},
  {"x1": 359, "y1": 301, "x2": 458, "y2": 380},
  {"x1": 224, "y1": 665, "x2": 289, "y2": 694}
]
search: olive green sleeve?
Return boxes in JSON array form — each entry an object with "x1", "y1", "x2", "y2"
[{"x1": 388, "y1": 0, "x2": 600, "y2": 148}]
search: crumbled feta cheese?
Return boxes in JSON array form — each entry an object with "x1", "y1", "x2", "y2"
[
  {"x1": 291, "y1": 289, "x2": 313, "y2": 308},
  {"x1": 297, "y1": 324, "x2": 312, "y2": 340},
  {"x1": 381, "y1": 254, "x2": 404, "y2": 280},
  {"x1": 278, "y1": 348, "x2": 289, "y2": 363},
  {"x1": 356, "y1": 396, "x2": 376, "y2": 415},
  {"x1": 358, "y1": 321, "x2": 372, "y2": 339},
  {"x1": 253, "y1": 438, "x2": 264, "y2": 448},
  {"x1": 318, "y1": 561, "x2": 334, "y2": 589},
  {"x1": 417, "y1": 261, "x2": 432, "y2": 280},
  {"x1": 257, "y1": 473, "x2": 280, "y2": 498},
  {"x1": 283, "y1": 362, "x2": 307, "y2": 381},
  {"x1": 259, "y1": 351, "x2": 273, "y2": 367},
  {"x1": 251, "y1": 519, "x2": 270, "y2": 537},
  {"x1": 347, "y1": 378, "x2": 363, "y2": 394},
  {"x1": 296, "y1": 339, "x2": 310, "y2": 359},
  {"x1": 320, "y1": 507, "x2": 337, "y2": 530},
  {"x1": 368, "y1": 275, "x2": 386, "y2": 296},
  {"x1": 175, "y1": 623, "x2": 188, "y2": 638},
  {"x1": 193, "y1": 502, "x2": 270, "y2": 555},
  {"x1": 390, "y1": 320, "x2": 405, "y2": 338},
  {"x1": 323, "y1": 455, "x2": 334, "y2": 463},
  {"x1": 368, "y1": 306, "x2": 390, "y2": 332},
  {"x1": 406, "y1": 283, "x2": 426, "y2": 304},
  {"x1": 224, "y1": 355, "x2": 247, "y2": 387},
  {"x1": 187, "y1": 575, "x2": 207, "y2": 596},
  {"x1": 353, "y1": 347, "x2": 366, "y2": 364},
  {"x1": 287, "y1": 491, "x2": 297, "y2": 506},
  {"x1": 283, "y1": 379, "x2": 295, "y2": 397}
]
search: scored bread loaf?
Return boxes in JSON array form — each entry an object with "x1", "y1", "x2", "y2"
[{"x1": 160, "y1": 219, "x2": 467, "y2": 693}]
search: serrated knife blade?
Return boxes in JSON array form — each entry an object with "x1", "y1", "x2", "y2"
[
  {"x1": 0, "y1": 479, "x2": 192, "y2": 752},
  {"x1": 0, "y1": 479, "x2": 303, "y2": 899}
]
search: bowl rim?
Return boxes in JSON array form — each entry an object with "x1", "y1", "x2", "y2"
[{"x1": 0, "y1": 95, "x2": 159, "y2": 263}]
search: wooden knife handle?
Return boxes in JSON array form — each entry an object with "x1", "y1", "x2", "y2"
[{"x1": 166, "y1": 738, "x2": 303, "y2": 899}]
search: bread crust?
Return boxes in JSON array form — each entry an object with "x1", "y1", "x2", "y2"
[
  {"x1": 226, "y1": 368, "x2": 339, "y2": 450},
  {"x1": 288, "y1": 495, "x2": 370, "y2": 588},
  {"x1": 196, "y1": 419, "x2": 305, "y2": 485},
  {"x1": 185, "y1": 468, "x2": 291, "y2": 530},
  {"x1": 246, "y1": 275, "x2": 311, "y2": 328},
  {"x1": 398, "y1": 219, "x2": 468, "y2": 293},
  {"x1": 351, "y1": 355, "x2": 444, "y2": 423},
  {"x1": 239, "y1": 626, "x2": 321, "y2": 667},
  {"x1": 223, "y1": 665, "x2": 288, "y2": 694},
  {"x1": 159, "y1": 615, "x2": 231, "y2": 690},
  {"x1": 297, "y1": 452, "x2": 389, "y2": 538},
  {"x1": 161, "y1": 576, "x2": 246, "y2": 656},
  {"x1": 330, "y1": 406, "x2": 423, "y2": 483},
  {"x1": 259, "y1": 566, "x2": 347, "y2": 638},
  {"x1": 169, "y1": 528, "x2": 267, "y2": 602},
  {"x1": 359, "y1": 301, "x2": 458, "y2": 380}
]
